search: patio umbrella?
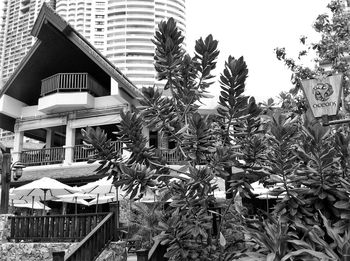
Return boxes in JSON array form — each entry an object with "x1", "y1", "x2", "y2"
[
  {"x1": 54, "y1": 192, "x2": 94, "y2": 214},
  {"x1": 80, "y1": 177, "x2": 121, "y2": 212},
  {"x1": 12, "y1": 177, "x2": 79, "y2": 213},
  {"x1": 251, "y1": 181, "x2": 277, "y2": 213},
  {"x1": 14, "y1": 201, "x2": 51, "y2": 210},
  {"x1": 88, "y1": 195, "x2": 116, "y2": 206},
  {"x1": 10, "y1": 193, "x2": 49, "y2": 214},
  {"x1": 80, "y1": 177, "x2": 116, "y2": 195}
]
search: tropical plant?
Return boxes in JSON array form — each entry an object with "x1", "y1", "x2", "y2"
[
  {"x1": 82, "y1": 17, "x2": 262, "y2": 260},
  {"x1": 128, "y1": 202, "x2": 165, "y2": 247},
  {"x1": 82, "y1": 6, "x2": 350, "y2": 260},
  {"x1": 231, "y1": 216, "x2": 330, "y2": 261}
]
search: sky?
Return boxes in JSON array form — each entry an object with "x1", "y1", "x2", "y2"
[
  {"x1": 0, "y1": 0, "x2": 332, "y2": 103},
  {"x1": 186, "y1": 0, "x2": 331, "y2": 104}
]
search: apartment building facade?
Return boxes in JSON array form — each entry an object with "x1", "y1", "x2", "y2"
[
  {"x1": 0, "y1": 0, "x2": 56, "y2": 86},
  {"x1": 55, "y1": 0, "x2": 186, "y2": 88}
]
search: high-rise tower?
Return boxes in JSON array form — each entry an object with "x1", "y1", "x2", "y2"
[
  {"x1": 0, "y1": 0, "x2": 54, "y2": 86},
  {"x1": 55, "y1": 0, "x2": 186, "y2": 88}
]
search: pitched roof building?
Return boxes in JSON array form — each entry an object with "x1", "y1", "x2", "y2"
[{"x1": 0, "y1": 3, "x2": 141, "y2": 186}]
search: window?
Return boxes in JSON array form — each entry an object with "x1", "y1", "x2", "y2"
[{"x1": 149, "y1": 131, "x2": 158, "y2": 148}]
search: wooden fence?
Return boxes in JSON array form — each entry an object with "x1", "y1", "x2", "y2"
[{"x1": 8, "y1": 213, "x2": 108, "y2": 242}]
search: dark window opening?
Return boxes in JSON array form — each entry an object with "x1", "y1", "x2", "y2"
[{"x1": 149, "y1": 131, "x2": 158, "y2": 148}]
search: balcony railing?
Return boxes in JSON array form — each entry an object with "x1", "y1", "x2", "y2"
[
  {"x1": 21, "y1": 147, "x2": 65, "y2": 166},
  {"x1": 19, "y1": 146, "x2": 195, "y2": 167},
  {"x1": 156, "y1": 148, "x2": 185, "y2": 164},
  {"x1": 20, "y1": 142, "x2": 122, "y2": 166},
  {"x1": 73, "y1": 142, "x2": 122, "y2": 162},
  {"x1": 40, "y1": 73, "x2": 108, "y2": 97}
]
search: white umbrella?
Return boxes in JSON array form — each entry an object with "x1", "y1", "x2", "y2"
[
  {"x1": 54, "y1": 193, "x2": 94, "y2": 214},
  {"x1": 80, "y1": 177, "x2": 116, "y2": 194},
  {"x1": 12, "y1": 177, "x2": 79, "y2": 213},
  {"x1": 14, "y1": 201, "x2": 51, "y2": 210},
  {"x1": 80, "y1": 177, "x2": 120, "y2": 212},
  {"x1": 11, "y1": 199, "x2": 29, "y2": 205},
  {"x1": 10, "y1": 194, "x2": 49, "y2": 214},
  {"x1": 88, "y1": 195, "x2": 116, "y2": 206},
  {"x1": 251, "y1": 181, "x2": 273, "y2": 195}
]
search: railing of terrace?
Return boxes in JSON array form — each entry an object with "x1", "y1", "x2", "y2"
[
  {"x1": 41, "y1": 73, "x2": 108, "y2": 97},
  {"x1": 156, "y1": 148, "x2": 185, "y2": 164},
  {"x1": 8, "y1": 213, "x2": 108, "y2": 242},
  {"x1": 73, "y1": 141, "x2": 122, "y2": 162},
  {"x1": 20, "y1": 147, "x2": 65, "y2": 166}
]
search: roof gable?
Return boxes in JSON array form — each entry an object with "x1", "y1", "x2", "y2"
[{"x1": 0, "y1": 3, "x2": 140, "y2": 105}]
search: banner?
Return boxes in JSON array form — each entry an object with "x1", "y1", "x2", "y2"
[{"x1": 301, "y1": 74, "x2": 343, "y2": 118}]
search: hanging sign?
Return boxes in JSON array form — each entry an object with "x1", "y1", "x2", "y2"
[{"x1": 301, "y1": 74, "x2": 343, "y2": 118}]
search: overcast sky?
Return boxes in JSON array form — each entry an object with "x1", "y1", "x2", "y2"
[
  {"x1": 0, "y1": 0, "x2": 332, "y2": 103},
  {"x1": 186, "y1": 0, "x2": 330, "y2": 104}
]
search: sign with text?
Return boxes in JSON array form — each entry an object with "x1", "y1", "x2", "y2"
[{"x1": 301, "y1": 74, "x2": 343, "y2": 118}]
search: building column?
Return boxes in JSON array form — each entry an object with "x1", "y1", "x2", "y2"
[
  {"x1": 64, "y1": 123, "x2": 75, "y2": 164},
  {"x1": 12, "y1": 128, "x2": 24, "y2": 163},
  {"x1": 46, "y1": 128, "x2": 52, "y2": 148}
]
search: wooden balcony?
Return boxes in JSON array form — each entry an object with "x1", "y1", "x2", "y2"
[
  {"x1": 73, "y1": 141, "x2": 122, "y2": 162},
  {"x1": 40, "y1": 73, "x2": 108, "y2": 97},
  {"x1": 21, "y1": 147, "x2": 65, "y2": 166},
  {"x1": 156, "y1": 148, "x2": 185, "y2": 164},
  {"x1": 19, "y1": 143, "x2": 189, "y2": 167},
  {"x1": 20, "y1": 142, "x2": 122, "y2": 166}
]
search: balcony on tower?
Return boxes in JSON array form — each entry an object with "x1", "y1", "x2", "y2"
[
  {"x1": 38, "y1": 73, "x2": 108, "y2": 113},
  {"x1": 20, "y1": 0, "x2": 30, "y2": 13}
]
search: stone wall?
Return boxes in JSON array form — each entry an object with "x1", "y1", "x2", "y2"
[
  {"x1": 0, "y1": 242, "x2": 128, "y2": 261},
  {"x1": 119, "y1": 199, "x2": 131, "y2": 223},
  {"x1": 0, "y1": 242, "x2": 79, "y2": 261},
  {"x1": 0, "y1": 214, "x2": 13, "y2": 242},
  {"x1": 96, "y1": 241, "x2": 127, "y2": 261}
]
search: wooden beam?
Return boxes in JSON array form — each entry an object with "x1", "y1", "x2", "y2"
[
  {"x1": 69, "y1": 114, "x2": 121, "y2": 129},
  {"x1": 17, "y1": 116, "x2": 67, "y2": 132}
]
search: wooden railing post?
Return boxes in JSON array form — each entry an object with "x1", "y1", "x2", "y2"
[
  {"x1": 0, "y1": 153, "x2": 11, "y2": 214},
  {"x1": 52, "y1": 251, "x2": 65, "y2": 261},
  {"x1": 109, "y1": 202, "x2": 120, "y2": 241}
]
